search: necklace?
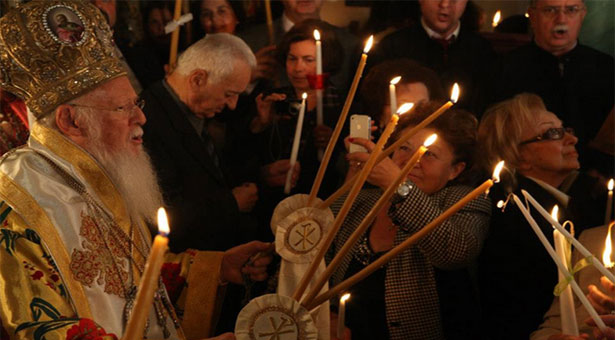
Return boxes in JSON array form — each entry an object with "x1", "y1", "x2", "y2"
[{"x1": 35, "y1": 151, "x2": 179, "y2": 338}]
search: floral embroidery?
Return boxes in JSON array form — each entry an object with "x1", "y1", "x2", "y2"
[
  {"x1": 23, "y1": 256, "x2": 65, "y2": 295},
  {"x1": 15, "y1": 297, "x2": 79, "y2": 340},
  {"x1": 66, "y1": 318, "x2": 118, "y2": 340},
  {"x1": 161, "y1": 262, "x2": 186, "y2": 303},
  {"x1": 70, "y1": 213, "x2": 129, "y2": 298}
]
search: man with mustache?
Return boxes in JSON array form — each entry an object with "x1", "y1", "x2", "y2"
[
  {"x1": 0, "y1": 2, "x2": 271, "y2": 339},
  {"x1": 489, "y1": 0, "x2": 614, "y2": 175}
]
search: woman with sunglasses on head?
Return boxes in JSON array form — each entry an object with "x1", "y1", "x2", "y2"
[{"x1": 477, "y1": 93, "x2": 607, "y2": 340}]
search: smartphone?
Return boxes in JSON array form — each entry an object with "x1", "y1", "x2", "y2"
[{"x1": 349, "y1": 114, "x2": 372, "y2": 153}]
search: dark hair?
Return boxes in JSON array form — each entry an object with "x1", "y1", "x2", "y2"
[
  {"x1": 389, "y1": 101, "x2": 479, "y2": 184},
  {"x1": 191, "y1": 0, "x2": 246, "y2": 38},
  {"x1": 141, "y1": 0, "x2": 173, "y2": 40},
  {"x1": 360, "y1": 58, "x2": 445, "y2": 122},
  {"x1": 276, "y1": 19, "x2": 344, "y2": 76}
]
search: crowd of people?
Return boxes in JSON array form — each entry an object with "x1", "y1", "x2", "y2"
[{"x1": 0, "y1": 0, "x2": 613, "y2": 340}]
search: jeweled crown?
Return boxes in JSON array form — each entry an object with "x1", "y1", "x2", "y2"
[{"x1": 0, "y1": 0, "x2": 126, "y2": 118}]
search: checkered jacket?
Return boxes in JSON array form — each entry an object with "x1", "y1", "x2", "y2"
[{"x1": 327, "y1": 184, "x2": 491, "y2": 340}]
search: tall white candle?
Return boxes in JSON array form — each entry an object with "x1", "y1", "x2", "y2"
[
  {"x1": 314, "y1": 29, "x2": 324, "y2": 160},
  {"x1": 284, "y1": 93, "x2": 307, "y2": 194},
  {"x1": 511, "y1": 195, "x2": 608, "y2": 333},
  {"x1": 337, "y1": 293, "x2": 350, "y2": 339},
  {"x1": 606, "y1": 179, "x2": 613, "y2": 226},
  {"x1": 389, "y1": 76, "x2": 401, "y2": 119},
  {"x1": 551, "y1": 206, "x2": 579, "y2": 335},
  {"x1": 522, "y1": 189, "x2": 615, "y2": 284}
]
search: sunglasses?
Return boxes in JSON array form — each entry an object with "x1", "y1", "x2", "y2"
[{"x1": 519, "y1": 127, "x2": 574, "y2": 145}]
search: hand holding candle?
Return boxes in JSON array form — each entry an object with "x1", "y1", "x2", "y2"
[
  {"x1": 319, "y1": 83, "x2": 460, "y2": 209},
  {"x1": 284, "y1": 93, "x2": 307, "y2": 194},
  {"x1": 302, "y1": 129, "x2": 434, "y2": 305},
  {"x1": 522, "y1": 189, "x2": 615, "y2": 284},
  {"x1": 294, "y1": 104, "x2": 398, "y2": 301},
  {"x1": 304, "y1": 161, "x2": 505, "y2": 310},
  {"x1": 511, "y1": 195, "x2": 608, "y2": 333},
  {"x1": 123, "y1": 208, "x2": 170, "y2": 340}
]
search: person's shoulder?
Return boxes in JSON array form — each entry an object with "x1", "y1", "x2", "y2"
[
  {"x1": 574, "y1": 43, "x2": 614, "y2": 64},
  {"x1": 379, "y1": 25, "x2": 423, "y2": 44},
  {"x1": 439, "y1": 183, "x2": 492, "y2": 210}
]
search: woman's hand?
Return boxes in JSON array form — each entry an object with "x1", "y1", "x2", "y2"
[
  {"x1": 251, "y1": 92, "x2": 286, "y2": 133},
  {"x1": 345, "y1": 137, "x2": 400, "y2": 190},
  {"x1": 585, "y1": 314, "x2": 615, "y2": 340},
  {"x1": 588, "y1": 276, "x2": 615, "y2": 314}
]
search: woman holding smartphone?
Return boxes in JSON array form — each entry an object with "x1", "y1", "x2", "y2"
[{"x1": 330, "y1": 102, "x2": 490, "y2": 340}]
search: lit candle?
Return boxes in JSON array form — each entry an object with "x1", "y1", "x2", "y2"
[
  {"x1": 304, "y1": 162, "x2": 505, "y2": 310},
  {"x1": 552, "y1": 206, "x2": 579, "y2": 336},
  {"x1": 605, "y1": 179, "x2": 613, "y2": 226},
  {"x1": 168, "y1": 0, "x2": 183, "y2": 71},
  {"x1": 522, "y1": 189, "x2": 615, "y2": 284},
  {"x1": 308, "y1": 35, "x2": 374, "y2": 206},
  {"x1": 319, "y1": 83, "x2": 460, "y2": 209},
  {"x1": 295, "y1": 105, "x2": 397, "y2": 301},
  {"x1": 284, "y1": 92, "x2": 307, "y2": 194},
  {"x1": 337, "y1": 293, "x2": 350, "y2": 339},
  {"x1": 389, "y1": 76, "x2": 401, "y2": 118},
  {"x1": 492, "y1": 10, "x2": 501, "y2": 30},
  {"x1": 123, "y1": 208, "x2": 170, "y2": 340},
  {"x1": 314, "y1": 29, "x2": 324, "y2": 161},
  {"x1": 303, "y1": 126, "x2": 434, "y2": 306},
  {"x1": 511, "y1": 195, "x2": 608, "y2": 333},
  {"x1": 264, "y1": 0, "x2": 274, "y2": 45}
]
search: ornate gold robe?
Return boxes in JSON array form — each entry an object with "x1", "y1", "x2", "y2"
[{"x1": 0, "y1": 125, "x2": 223, "y2": 340}]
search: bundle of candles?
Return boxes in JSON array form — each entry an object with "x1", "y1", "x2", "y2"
[{"x1": 496, "y1": 178, "x2": 615, "y2": 335}]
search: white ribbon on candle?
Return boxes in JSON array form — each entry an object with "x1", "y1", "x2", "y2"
[{"x1": 164, "y1": 13, "x2": 194, "y2": 34}]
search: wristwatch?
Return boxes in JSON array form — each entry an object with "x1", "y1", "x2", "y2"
[{"x1": 392, "y1": 180, "x2": 413, "y2": 205}]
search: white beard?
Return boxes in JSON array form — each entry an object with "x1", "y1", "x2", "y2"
[{"x1": 85, "y1": 140, "x2": 163, "y2": 226}]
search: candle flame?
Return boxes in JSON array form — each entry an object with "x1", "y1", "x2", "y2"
[
  {"x1": 492, "y1": 160, "x2": 505, "y2": 183},
  {"x1": 363, "y1": 35, "x2": 374, "y2": 54},
  {"x1": 450, "y1": 83, "x2": 460, "y2": 103},
  {"x1": 497, "y1": 200, "x2": 505, "y2": 208},
  {"x1": 551, "y1": 205, "x2": 559, "y2": 222},
  {"x1": 492, "y1": 10, "x2": 501, "y2": 28},
  {"x1": 396, "y1": 102, "x2": 414, "y2": 115},
  {"x1": 390, "y1": 76, "x2": 401, "y2": 85},
  {"x1": 424, "y1": 134, "x2": 437, "y2": 147},
  {"x1": 525, "y1": 12, "x2": 529, "y2": 18},
  {"x1": 313, "y1": 29, "x2": 320, "y2": 41},
  {"x1": 340, "y1": 293, "x2": 351, "y2": 303},
  {"x1": 157, "y1": 207, "x2": 170, "y2": 235},
  {"x1": 609, "y1": 178, "x2": 614, "y2": 191},
  {"x1": 603, "y1": 222, "x2": 615, "y2": 268},
  {"x1": 302, "y1": 92, "x2": 308, "y2": 100}
]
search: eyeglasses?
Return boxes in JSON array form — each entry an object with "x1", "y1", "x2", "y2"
[
  {"x1": 69, "y1": 97, "x2": 145, "y2": 114},
  {"x1": 533, "y1": 5, "x2": 585, "y2": 18},
  {"x1": 519, "y1": 127, "x2": 574, "y2": 145}
]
